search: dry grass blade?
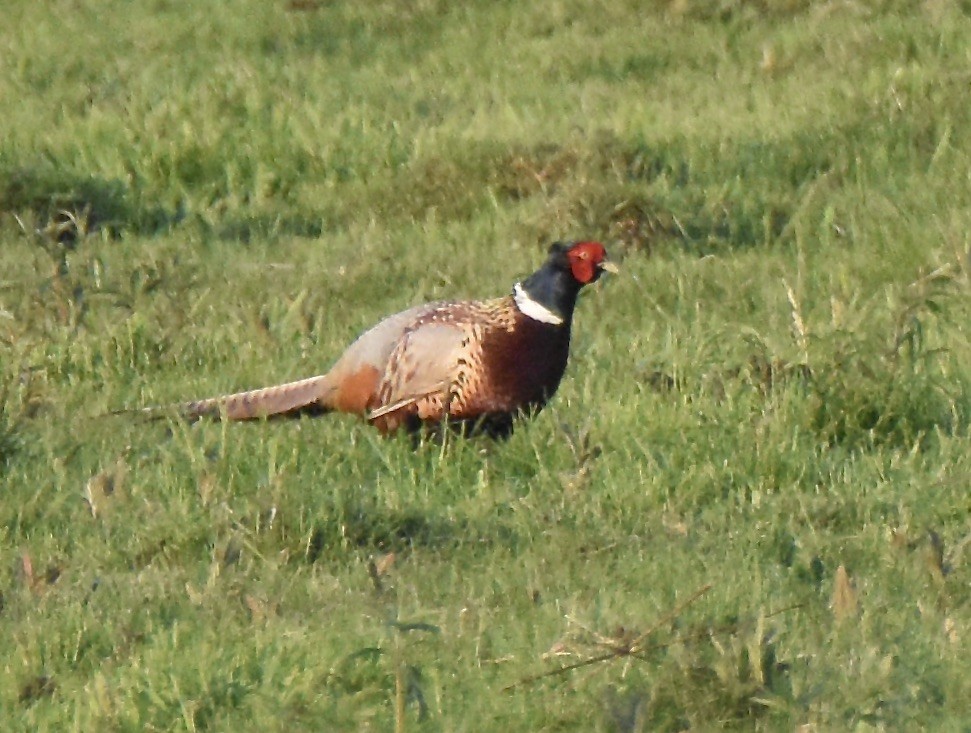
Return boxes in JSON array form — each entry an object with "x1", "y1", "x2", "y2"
[
  {"x1": 503, "y1": 583, "x2": 713, "y2": 692},
  {"x1": 923, "y1": 530, "x2": 947, "y2": 582},
  {"x1": 782, "y1": 278, "x2": 809, "y2": 364},
  {"x1": 367, "y1": 552, "x2": 396, "y2": 595},
  {"x1": 504, "y1": 592, "x2": 806, "y2": 693},
  {"x1": 831, "y1": 565, "x2": 858, "y2": 625},
  {"x1": 82, "y1": 456, "x2": 128, "y2": 519}
]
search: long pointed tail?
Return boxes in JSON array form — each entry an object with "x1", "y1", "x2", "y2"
[
  {"x1": 180, "y1": 374, "x2": 337, "y2": 420},
  {"x1": 112, "y1": 374, "x2": 339, "y2": 422}
]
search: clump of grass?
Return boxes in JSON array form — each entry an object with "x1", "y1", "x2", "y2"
[
  {"x1": 804, "y1": 270, "x2": 969, "y2": 451},
  {"x1": 0, "y1": 349, "x2": 47, "y2": 468},
  {"x1": 0, "y1": 374, "x2": 28, "y2": 467},
  {"x1": 1, "y1": 164, "x2": 172, "y2": 240}
]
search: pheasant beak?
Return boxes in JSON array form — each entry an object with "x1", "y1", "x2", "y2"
[{"x1": 599, "y1": 260, "x2": 620, "y2": 275}]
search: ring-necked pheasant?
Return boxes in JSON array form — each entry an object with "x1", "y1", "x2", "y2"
[{"x1": 148, "y1": 240, "x2": 616, "y2": 437}]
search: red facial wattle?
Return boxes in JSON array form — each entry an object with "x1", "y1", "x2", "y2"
[{"x1": 567, "y1": 241, "x2": 607, "y2": 283}]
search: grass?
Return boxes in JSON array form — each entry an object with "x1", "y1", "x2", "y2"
[{"x1": 2, "y1": 0, "x2": 970, "y2": 730}]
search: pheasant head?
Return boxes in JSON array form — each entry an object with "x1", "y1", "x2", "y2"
[{"x1": 513, "y1": 241, "x2": 617, "y2": 326}]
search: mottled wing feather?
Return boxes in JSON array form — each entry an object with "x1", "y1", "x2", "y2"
[
  {"x1": 369, "y1": 322, "x2": 472, "y2": 421},
  {"x1": 326, "y1": 304, "x2": 437, "y2": 383},
  {"x1": 367, "y1": 382, "x2": 450, "y2": 420},
  {"x1": 367, "y1": 297, "x2": 523, "y2": 431}
]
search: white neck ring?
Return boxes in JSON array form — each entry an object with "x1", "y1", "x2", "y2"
[{"x1": 513, "y1": 282, "x2": 564, "y2": 325}]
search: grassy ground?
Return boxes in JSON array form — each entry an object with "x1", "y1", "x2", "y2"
[{"x1": 2, "y1": 0, "x2": 970, "y2": 730}]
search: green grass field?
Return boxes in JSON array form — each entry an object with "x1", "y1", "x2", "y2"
[{"x1": 2, "y1": 1, "x2": 969, "y2": 730}]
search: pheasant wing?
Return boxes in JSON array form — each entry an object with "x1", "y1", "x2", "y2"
[{"x1": 368, "y1": 321, "x2": 473, "y2": 424}]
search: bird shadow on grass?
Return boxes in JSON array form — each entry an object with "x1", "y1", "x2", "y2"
[{"x1": 303, "y1": 503, "x2": 520, "y2": 561}]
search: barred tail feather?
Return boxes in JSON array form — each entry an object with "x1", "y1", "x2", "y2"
[{"x1": 178, "y1": 374, "x2": 337, "y2": 421}]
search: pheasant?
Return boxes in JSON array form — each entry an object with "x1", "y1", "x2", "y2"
[{"x1": 152, "y1": 240, "x2": 616, "y2": 437}]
